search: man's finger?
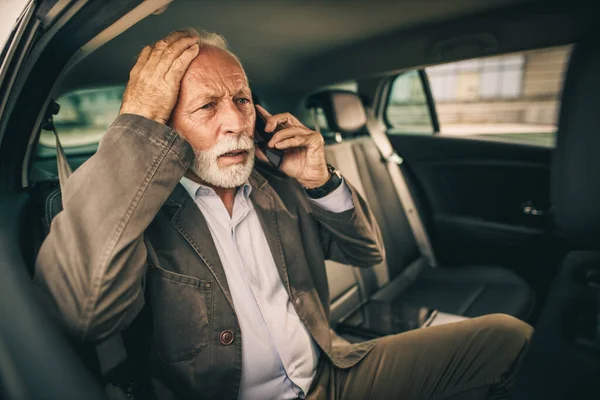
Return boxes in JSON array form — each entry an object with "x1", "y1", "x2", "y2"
[
  {"x1": 268, "y1": 127, "x2": 310, "y2": 148},
  {"x1": 159, "y1": 36, "x2": 199, "y2": 75},
  {"x1": 264, "y1": 112, "x2": 301, "y2": 132},
  {"x1": 165, "y1": 44, "x2": 199, "y2": 82},
  {"x1": 273, "y1": 136, "x2": 308, "y2": 150},
  {"x1": 129, "y1": 45, "x2": 152, "y2": 78},
  {"x1": 255, "y1": 104, "x2": 273, "y2": 120},
  {"x1": 146, "y1": 30, "x2": 197, "y2": 69},
  {"x1": 265, "y1": 113, "x2": 293, "y2": 132}
]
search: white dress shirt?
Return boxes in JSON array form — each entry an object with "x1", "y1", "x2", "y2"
[{"x1": 180, "y1": 175, "x2": 353, "y2": 400}]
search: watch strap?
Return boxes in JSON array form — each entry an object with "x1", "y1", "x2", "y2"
[{"x1": 305, "y1": 164, "x2": 343, "y2": 199}]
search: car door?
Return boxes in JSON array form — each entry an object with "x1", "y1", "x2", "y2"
[
  {"x1": 371, "y1": 47, "x2": 572, "y2": 303},
  {"x1": 0, "y1": 1, "x2": 138, "y2": 398}
]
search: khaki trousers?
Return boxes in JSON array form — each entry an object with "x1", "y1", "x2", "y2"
[{"x1": 308, "y1": 314, "x2": 533, "y2": 400}]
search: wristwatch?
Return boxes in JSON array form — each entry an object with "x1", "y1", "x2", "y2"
[{"x1": 305, "y1": 164, "x2": 343, "y2": 199}]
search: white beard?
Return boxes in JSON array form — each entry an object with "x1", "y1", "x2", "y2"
[{"x1": 190, "y1": 134, "x2": 255, "y2": 188}]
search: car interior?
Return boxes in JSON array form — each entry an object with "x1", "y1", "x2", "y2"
[{"x1": 0, "y1": 0, "x2": 599, "y2": 398}]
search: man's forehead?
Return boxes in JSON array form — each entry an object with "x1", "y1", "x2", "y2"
[
  {"x1": 184, "y1": 67, "x2": 247, "y2": 84},
  {"x1": 183, "y1": 73, "x2": 249, "y2": 98},
  {"x1": 183, "y1": 50, "x2": 248, "y2": 92}
]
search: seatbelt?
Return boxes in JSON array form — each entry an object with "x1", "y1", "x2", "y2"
[
  {"x1": 45, "y1": 101, "x2": 135, "y2": 400},
  {"x1": 43, "y1": 101, "x2": 72, "y2": 189},
  {"x1": 364, "y1": 109, "x2": 438, "y2": 267}
]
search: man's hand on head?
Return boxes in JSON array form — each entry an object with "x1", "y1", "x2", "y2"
[
  {"x1": 119, "y1": 30, "x2": 200, "y2": 125},
  {"x1": 255, "y1": 105, "x2": 329, "y2": 189}
]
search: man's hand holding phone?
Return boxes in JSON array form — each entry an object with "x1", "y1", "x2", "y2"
[{"x1": 255, "y1": 105, "x2": 330, "y2": 189}]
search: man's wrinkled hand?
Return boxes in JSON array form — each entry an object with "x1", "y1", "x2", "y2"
[
  {"x1": 255, "y1": 105, "x2": 329, "y2": 189},
  {"x1": 119, "y1": 30, "x2": 200, "y2": 125}
]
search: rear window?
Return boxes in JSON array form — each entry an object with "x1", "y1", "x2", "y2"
[
  {"x1": 37, "y1": 85, "x2": 125, "y2": 156},
  {"x1": 385, "y1": 70, "x2": 434, "y2": 135},
  {"x1": 386, "y1": 45, "x2": 572, "y2": 147}
]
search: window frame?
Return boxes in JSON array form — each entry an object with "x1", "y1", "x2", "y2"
[
  {"x1": 419, "y1": 69, "x2": 440, "y2": 133},
  {"x1": 383, "y1": 69, "x2": 440, "y2": 134}
]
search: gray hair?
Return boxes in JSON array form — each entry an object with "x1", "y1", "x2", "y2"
[{"x1": 182, "y1": 28, "x2": 242, "y2": 65}]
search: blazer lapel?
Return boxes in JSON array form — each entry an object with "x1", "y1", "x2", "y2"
[
  {"x1": 250, "y1": 171, "x2": 331, "y2": 350},
  {"x1": 165, "y1": 184, "x2": 235, "y2": 310}
]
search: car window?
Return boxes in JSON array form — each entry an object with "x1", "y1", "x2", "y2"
[
  {"x1": 385, "y1": 70, "x2": 435, "y2": 135},
  {"x1": 37, "y1": 85, "x2": 125, "y2": 156},
  {"x1": 385, "y1": 45, "x2": 572, "y2": 147}
]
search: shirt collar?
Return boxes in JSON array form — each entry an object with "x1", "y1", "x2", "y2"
[{"x1": 180, "y1": 176, "x2": 252, "y2": 200}]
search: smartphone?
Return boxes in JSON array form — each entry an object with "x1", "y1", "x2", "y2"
[{"x1": 254, "y1": 110, "x2": 285, "y2": 169}]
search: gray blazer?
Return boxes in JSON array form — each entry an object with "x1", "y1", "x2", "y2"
[{"x1": 34, "y1": 114, "x2": 386, "y2": 399}]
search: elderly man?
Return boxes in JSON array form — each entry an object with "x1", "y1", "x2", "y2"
[{"x1": 35, "y1": 29, "x2": 532, "y2": 400}]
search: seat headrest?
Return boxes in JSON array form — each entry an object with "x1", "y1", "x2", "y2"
[
  {"x1": 552, "y1": 40, "x2": 600, "y2": 247},
  {"x1": 305, "y1": 90, "x2": 367, "y2": 136}
]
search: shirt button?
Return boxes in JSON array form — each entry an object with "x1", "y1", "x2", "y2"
[
  {"x1": 219, "y1": 330, "x2": 235, "y2": 346},
  {"x1": 204, "y1": 282, "x2": 211, "y2": 289}
]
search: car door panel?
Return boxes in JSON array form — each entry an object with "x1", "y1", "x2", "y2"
[
  {"x1": 0, "y1": 192, "x2": 105, "y2": 400},
  {"x1": 386, "y1": 132, "x2": 568, "y2": 292}
]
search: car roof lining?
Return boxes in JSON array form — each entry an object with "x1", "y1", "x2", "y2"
[{"x1": 57, "y1": 0, "x2": 591, "y2": 97}]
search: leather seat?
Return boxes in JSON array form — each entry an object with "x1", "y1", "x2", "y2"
[
  {"x1": 306, "y1": 90, "x2": 535, "y2": 325},
  {"x1": 372, "y1": 264, "x2": 534, "y2": 318}
]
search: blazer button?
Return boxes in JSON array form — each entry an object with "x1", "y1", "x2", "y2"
[{"x1": 219, "y1": 330, "x2": 235, "y2": 346}]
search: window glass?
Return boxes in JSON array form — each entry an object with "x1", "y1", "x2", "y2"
[
  {"x1": 37, "y1": 86, "x2": 125, "y2": 152},
  {"x1": 385, "y1": 70, "x2": 434, "y2": 134},
  {"x1": 425, "y1": 45, "x2": 572, "y2": 147}
]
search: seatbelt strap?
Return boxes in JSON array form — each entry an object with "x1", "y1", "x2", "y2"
[
  {"x1": 53, "y1": 130, "x2": 72, "y2": 190},
  {"x1": 365, "y1": 109, "x2": 438, "y2": 267},
  {"x1": 43, "y1": 101, "x2": 72, "y2": 189},
  {"x1": 46, "y1": 101, "x2": 134, "y2": 399}
]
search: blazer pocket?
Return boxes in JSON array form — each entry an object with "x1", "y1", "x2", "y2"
[{"x1": 147, "y1": 264, "x2": 213, "y2": 364}]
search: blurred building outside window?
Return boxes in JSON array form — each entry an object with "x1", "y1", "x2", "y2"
[
  {"x1": 38, "y1": 86, "x2": 125, "y2": 150},
  {"x1": 386, "y1": 45, "x2": 572, "y2": 147}
]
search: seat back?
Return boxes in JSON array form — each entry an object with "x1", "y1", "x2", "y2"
[
  {"x1": 551, "y1": 39, "x2": 600, "y2": 249},
  {"x1": 308, "y1": 90, "x2": 427, "y2": 325},
  {"x1": 325, "y1": 138, "x2": 421, "y2": 286},
  {"x1": 513, "y1": 37, "x2": 600, "y2": 400}
]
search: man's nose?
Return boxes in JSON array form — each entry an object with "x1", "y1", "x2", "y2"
[{"x1": 219, "y1": 101, "x2": 248, "y2": 135}]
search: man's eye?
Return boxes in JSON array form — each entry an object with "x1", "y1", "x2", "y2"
[
  {"x1": 236, "y1": 98, "x2": 251, "y2": 105},
  {"x1": 200, "y1": 102, "x2": 214, "y2": 110}
]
